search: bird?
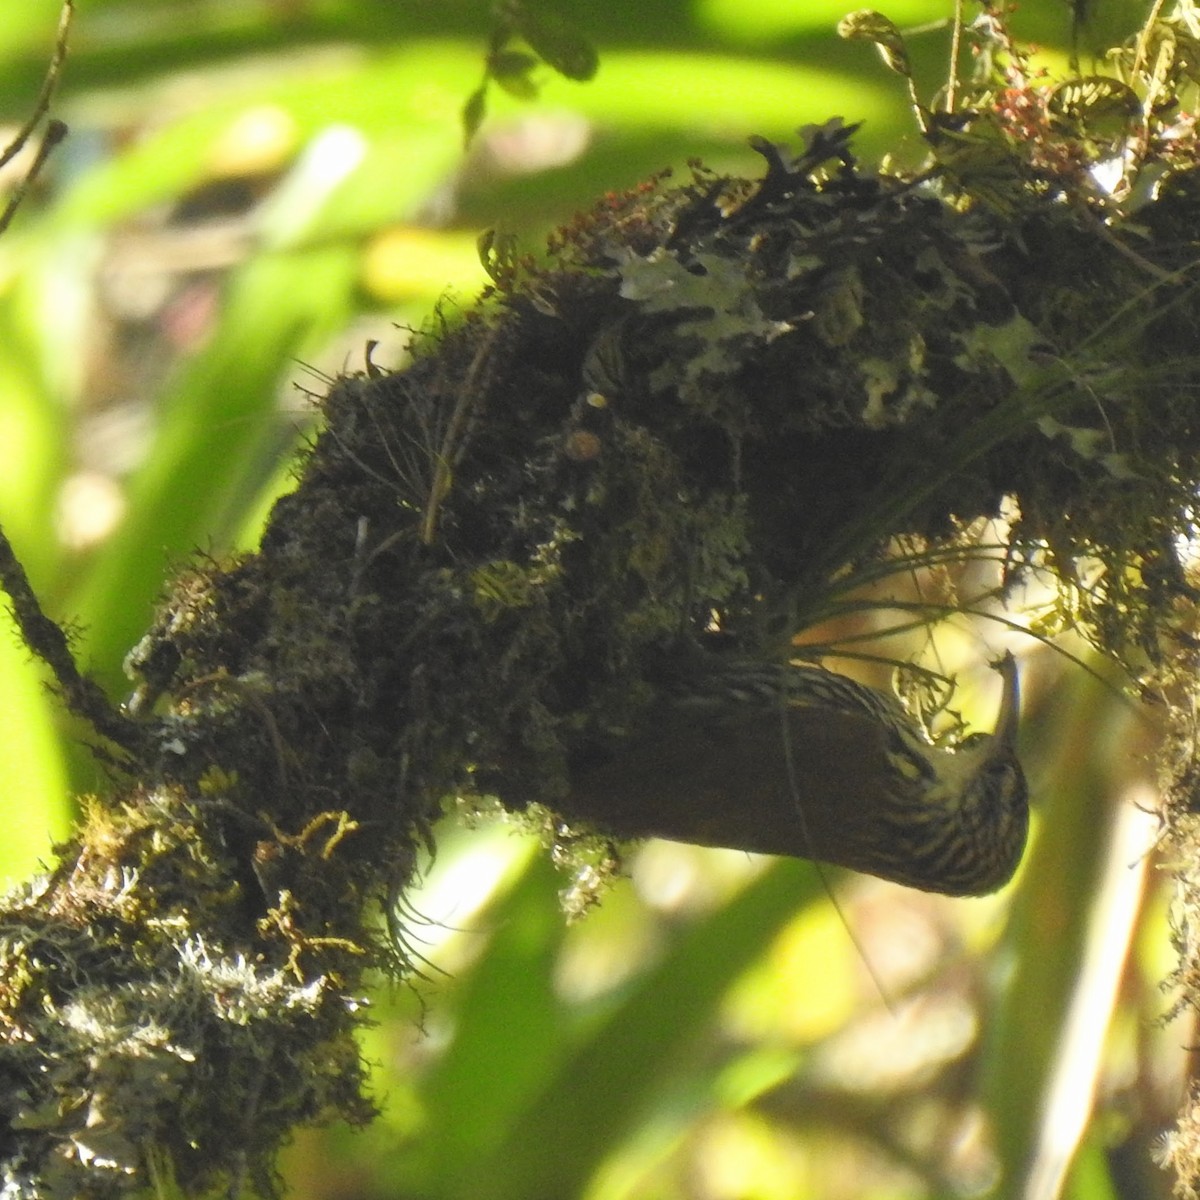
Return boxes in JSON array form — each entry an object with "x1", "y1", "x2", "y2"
[{"x1": 562, "y1": 652, "x2": 1027, "y2": 896}]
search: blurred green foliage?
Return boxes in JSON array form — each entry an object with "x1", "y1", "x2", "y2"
[{"x1": 0, "y1": 1, "x2": 1180, "y2": 1198}]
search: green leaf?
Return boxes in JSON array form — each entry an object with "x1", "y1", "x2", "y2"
[
  {"x1": 69, "y1": 242, "x2": 360, "y2": 696},
  {"x1": 837, "y1": 9, "x2": 913, "y2": 78},
  {"x1": 463, "y1": 83, "x2": 489, "y2": 145},
  {"x1": 450, "y1": 859, "x2": 826, "y2": 1200},
  {"x1": 502, "y1": 0, "x2": 599, "y2": 82},
  {"x1": 490, "y1": 47, "x2": 542, "y2": 84},
  {"x1": 396, "y1": 852, "x2": 571, "y2": 1193}
]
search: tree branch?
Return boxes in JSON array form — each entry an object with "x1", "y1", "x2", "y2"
[{"x1": 3, "y1": 114, "x2": 1200, "y2": 1197}]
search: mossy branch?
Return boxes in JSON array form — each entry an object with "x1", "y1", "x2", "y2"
[{"x1": 7, "y1": 21, "x2": 1200, "y2": 1195}]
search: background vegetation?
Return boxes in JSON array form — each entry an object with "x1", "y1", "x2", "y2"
[{"x1": 0, "y1": 1, "x2": 1187, "y2": 1197}]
